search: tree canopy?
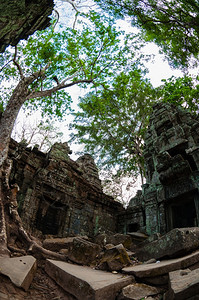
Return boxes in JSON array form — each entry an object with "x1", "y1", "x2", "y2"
[
  {"x1": 94, "y1": 0, "x2": 199, "y2": 68},
  {"x1": 70, "y1": 69, "x2": 156, "y2": 183},
  {"x1": 0, "y1": 12, "x2": 134, "y2": 116},
  {"x1": 0, "y1": 11, "x2": 137, "y2": 166}
]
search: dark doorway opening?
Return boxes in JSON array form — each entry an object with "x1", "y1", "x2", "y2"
[
  {"x1": 128, "y1": 223, "x2": 140, "y2": 232},
  {"x1": 166, "y1": 191, "x2": 198, "y2": 231},
  {"x1": 35, "y1": 197, "x2": 67, "y2": 235}
]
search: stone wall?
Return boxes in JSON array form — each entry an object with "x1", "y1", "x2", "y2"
[
  {"x1": 120, "y1": 103, "x2": 199, "y2": 236},
  {"x1": 9, "y1": 139, "x2": 124, "y2": 238}
]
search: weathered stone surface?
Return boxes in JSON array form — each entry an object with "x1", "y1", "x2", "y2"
[
  {"x1": 45, "y1": 259, "x2": 134, "y2": 300},
  {"x1": 98, "y1": 244, "x2": 131, "y2": 271},
  {"x1": 48, "y1": 142, "x2": 72, "y2": 162},
  {"x1": 76, "y1": 154, "x2": 102, "y2": 191},
  {"x1": 165, "y1": 268, "x2": 199, "y2": 300},
  {"x1": 0, "y1": 256, "x2": 37, "y2": 291},
  {"x1": 0, "y1": 0, "x2": 54, "y2": 52},
  {"x1": 142, "y1": 274, "x2": 168, "y2": 286},
  {"x1": 117, "y1": 283, "x2": 159, "y2": 300},
  {"x1": 9, "y1": 139, "x2": 123, "y2": 238},
  {"x1": 68, "y1": 237, "x2": 101, "y2": 265},
  {"x1": 136, "y1": 228, "x2": 199, "y2": 261},
  {"x1": 122, "y1": 249, "x2": 199, "y2": 278},
  {"x1": 43, "y1": 237, "x2": 74, "y2": 252}
]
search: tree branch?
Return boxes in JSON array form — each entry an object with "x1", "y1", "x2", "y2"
[
  {"x1": 26, "y1": 78, "x2": 93, "y2": 100},
  {"x1": 0, "y1": 59, "x2": 13, "y2": 73},
  {"x1": 13, "y1": 46, "x2": 24, "y2": 79}
]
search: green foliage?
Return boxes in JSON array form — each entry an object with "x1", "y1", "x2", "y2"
[
  {"x1": 94, "y1": 0, "x2": 199, "y2": 68},
  {"x1": 0, "y1": 11, "x2": 137, "y2": 119},
  {"x1": 70, "y1": 69, "x2": 156, "y2": 178},
  {"x1": 158, "y1": 75, "x2": 199, "y2": 113}
]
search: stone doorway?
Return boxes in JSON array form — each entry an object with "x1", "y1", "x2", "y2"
[
  {"x1": 128, "y1": 223, "x2": 140, "y2": 232},
  {"x1": 35, "y1": 197, "x2": 68, "y2": 235},
  {"x1": 166, "y1": 190, "x2": 199, "y2": 231}
]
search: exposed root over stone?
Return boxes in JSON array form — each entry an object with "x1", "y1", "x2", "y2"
[{"x1": 0, "y1": 166, "x2": 67, "y2": 261}]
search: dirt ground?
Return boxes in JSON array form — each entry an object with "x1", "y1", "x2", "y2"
[{"x1": 0, "y1": 260, "x2": 77, "y2": 300}]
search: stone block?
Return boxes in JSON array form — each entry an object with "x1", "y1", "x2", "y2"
[
  {"x1": 43, "y1": 237, "x2": 74, "y2": 252},
  {"x1": 136, "y1": 228, "x2": 199, "y2": 261},
  {"x1": 0, "y1": 255, "x2": 37, "y2": 291},
  {"x1": 68, "y1": 237, "x2": 101, "y2": 265},
  {"x1": 98, "y1": 244, "x2": 131, "y2": 271},
  {"x1": 117, "y1": 283, "x2": 159, "y2": 300},
  {"x1": 122, "y1": 249, "x2": 199, "y2": 278},
  {"x1": 45, "y1": 259, "x2": 134, "y2": 300},
  {"x1": 165, "y1": 268, "x2": 199, "y2": 300}
]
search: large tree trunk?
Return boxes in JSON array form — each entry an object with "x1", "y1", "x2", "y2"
[
  {"x1": 0, "y1": 170, "x2": 10, "y2": 257},
  {"x1": 0, "y1": 79, "x2": 29, "y2": 167},
  {"x1": 0, "y1": 79, "x2": 29, "y2": 256}
]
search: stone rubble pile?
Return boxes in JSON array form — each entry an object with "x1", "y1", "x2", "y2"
[{"x1": 1, "y1": 228, "x2": 199, "y2": 299}]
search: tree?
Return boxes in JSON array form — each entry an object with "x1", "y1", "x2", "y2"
[
  {"x1": 0, "y1": 11, "x2": 136, "y2": 257},
  {"x1": 100, "y1": 170, "x2": 139, "y2": 207},
  {"x1": 12, "y1": 116, "x2": 64, "y2": 152},
  {"x1": 70, "y1": 69, "x2": 156, "y2": 184},
  {"x1": 157, "y1": 75, "x2": 199, "y2": 112},
  {"x1": 94, "y1": 0, "x2": 199, "y2": 68}
]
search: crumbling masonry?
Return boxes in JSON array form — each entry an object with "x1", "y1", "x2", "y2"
[
  {"x1": 9, "y1": 140, "x2": 123, "y2": 238},
  {"x1": 119, "y1": 103, "x2": 199, "y2": 235}
]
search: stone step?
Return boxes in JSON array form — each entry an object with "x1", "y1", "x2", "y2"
[
  {"x1": 122, "y1": 249, "x2": 199, "y2": 278},
  {"x1": 0, "y1": 255, "x2": 37, "y2": 291},
  {"x1": 45, "y1": 259, "x2": 134, "y2": 300}
]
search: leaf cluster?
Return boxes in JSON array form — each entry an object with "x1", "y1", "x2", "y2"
[
  {"x1": 94, "y1": 0, "x2": 199, "y2": 68},
  {"x1": 158, "y1": 75, "x2": 199, "y2": 113}
]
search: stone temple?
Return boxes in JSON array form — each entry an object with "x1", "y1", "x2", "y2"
[
  {"x1": 9, "y1": 102, "x2": 199, "y2": 238},
  {"x1": 119, "y1": 102, "x2": 199, "y2": 236},
  {"x1": 9, "y1": 140, "x2": 123, "y2": 238}
]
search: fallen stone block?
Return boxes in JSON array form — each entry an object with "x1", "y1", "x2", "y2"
[
  {"x1": 136, "y1": 228, "x2": 199, "y2": 261},
  {"x1": 117, "y1": 283, "x2": 159, "y2": 300},
  {"x1": 122, "y1": 249, "x2": 199, "y2": 278},
  {"x1": 45, "y1": 259, "x2": 134, "y2": 300},
  {"x1": 0, "y1": 255, "x2": 37, "y2": 291},
  {"x1": 97, "y1": 244, "x2": 131, "y2": 271},
  {"x1": 68, "y1": 237, "x2": 101, "y2": 265},
  {"x1": 165, "y1": 268, "x2": 199, "y2": 300},
  {"x1": 43, "y1": 237, "x2": 74, "y2": 252}
]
